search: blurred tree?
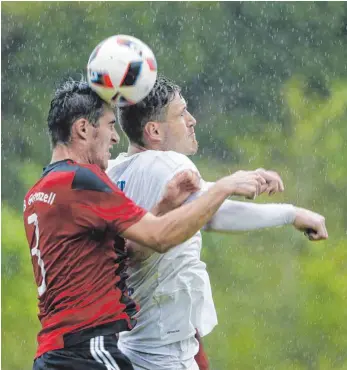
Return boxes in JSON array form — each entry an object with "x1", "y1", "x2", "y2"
[{"x1": 2, "y1": 2, "x2": 346, "y2": 369}]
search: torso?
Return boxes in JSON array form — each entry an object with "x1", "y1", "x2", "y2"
[
  {"x1": 24, "y1": 160, "x2": 145, "y2": 358},
  {"x1": 107, "y1": 151, "x2": 218, "y2": 368}
]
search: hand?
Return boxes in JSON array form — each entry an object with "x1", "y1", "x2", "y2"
[
  {"x1": 255, "y1": 168, "x2": 285, "y2": 195},
  {"x1": 217, "y1": 170, "x2": 267, "y2": 200},
  {"x1": 157, "y1": 170, "x2": 201, "y2": 213},
  {"x1": 293, "y1": 207, "x2": 328, "y2": 241}
]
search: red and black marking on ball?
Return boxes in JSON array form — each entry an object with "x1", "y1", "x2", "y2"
[
  {"x1": 90, "y1": 71, "x2": 114, "y2": 88},
  {"x1": 119, "y1": 61, "x2": 143, "y2": 87},
  {"x1": 146, "y1": 58, "x2": 157, "y2": 71}
]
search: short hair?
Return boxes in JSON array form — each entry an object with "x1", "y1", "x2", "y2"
[
  {"x1": 118, "y1": 74, "x2": 181, "y2": 146},
  {"x1": 47, "y1": 78, "x2": 109, "y2": 147}
]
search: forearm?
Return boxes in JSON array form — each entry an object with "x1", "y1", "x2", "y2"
[
  {"x1": 126, "y1": 201, "x2": 168, "y2": 262},
  {"x1": 123, "y1": 171, "x2": 269, "y2": 252},
  {"x1": 154, "y1": 184, "x2": 229, "y2": 251},
  {"x1": 205, "y1": 200, "x2": 296, "y2": 232}
]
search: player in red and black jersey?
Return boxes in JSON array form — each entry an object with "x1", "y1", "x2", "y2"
[{"x1": 24, "y1": 79, "x2": 268, "y2": 370}]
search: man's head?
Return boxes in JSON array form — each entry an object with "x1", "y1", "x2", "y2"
[
  {"x1": 118, "y1": 75, "x2": 198, "y2": 155},
  {"x1": 48, "y1": 79, "x2": 119, "y2": 171}
]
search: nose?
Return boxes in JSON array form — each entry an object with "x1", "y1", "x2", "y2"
[
  {"x1": 187, "y1": 111, "x2": 197, "y2": 128},
  {"x1": 111, "y1": 130, "x2": 120, "y2": 145}
]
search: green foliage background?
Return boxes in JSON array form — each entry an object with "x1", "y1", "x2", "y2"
[{"x1": 2, "y1": 2, "x2": 347, "y2": 369}]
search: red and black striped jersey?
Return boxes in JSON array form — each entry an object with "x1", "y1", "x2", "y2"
[{"x1": 23, "y1": 159, "x2": 147, "y2": 358}]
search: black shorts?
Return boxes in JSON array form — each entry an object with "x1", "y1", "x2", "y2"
[{"x1": 33, "y1": 333, "x2": 134, "y2": 370}]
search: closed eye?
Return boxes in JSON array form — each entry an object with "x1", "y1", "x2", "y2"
[
  {"x1": 180, "y1": 108, "x2": 187, "y2": 117},
  {"x1": 109, "y1": 120, "x2": 117, "y2": 129}
]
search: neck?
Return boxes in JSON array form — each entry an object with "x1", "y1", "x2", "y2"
[
  {"x1": 127, "y1": 143, "x2": 148, "y2": 155},
  {"x1": 51, "y1": 144, "x2": 87, "y2": 165},
  {"x1": 127, "y1": 140, "x2": 166, "y2": 155}
]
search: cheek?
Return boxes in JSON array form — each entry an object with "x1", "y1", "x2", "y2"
[
  {"x1": 174, "y1": 121, "x2": 188, "y2": 136},
  {"x1": 98, "y1": 131, "x2": 109, "y2": 146}
]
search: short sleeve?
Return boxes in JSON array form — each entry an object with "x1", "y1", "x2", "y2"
[
  {"x1": 156, "y1": 151, "x2": 203, "y2": 198},
  {"x1": 71, "y1": 165, "x2": 147, "y2": 234}
]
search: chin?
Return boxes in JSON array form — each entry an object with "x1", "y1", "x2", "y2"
[
  {"x1": 98, "y1": 160, "x2": 108, "y2": 172},
  {"x1": 190, "y1": 142, "x2": 199, "y2": 155},
  {"x1": 185, "y1": 148, "x2": 198, "y2": 156}
]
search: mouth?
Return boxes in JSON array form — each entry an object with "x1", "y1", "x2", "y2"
[{"x1": 107, "y1": 146, "x2": 112, "y2": 158}]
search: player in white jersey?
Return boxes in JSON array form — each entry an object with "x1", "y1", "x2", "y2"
[{"x1": 107, "y1": 75, "x2": 328, "y2": 370}]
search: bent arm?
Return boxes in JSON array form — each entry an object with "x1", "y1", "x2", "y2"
[
  {"x1": 204, "y1": 199, "x2": 296, "y2": 232},
  {"x1": 121, "y1": 183, "x2": 228, "y2": 253}
]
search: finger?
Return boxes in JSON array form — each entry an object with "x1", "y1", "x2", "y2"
[
  {"x1": 277, "y1": 176, "x2": 285, "y2": 192},
  {"x1": 268, "y1": 182, "x2": 279, "y2": 196},
  {"x1": 191, "y1": 171, "x2": 201, "y2": 190},
  {"x1": 267, "y1": 184, "x2": 275, "y2": 195},
  {"x1": 171, "y1": 170, "x2": 189, "y2": 185},
  {"x1": 315, "y1": 220, "x2": 328, "y2": 240},
  {"x1": 183, "y1": 172, "x2": 200, "y2": 190},
  {"x1": 319, "y1": 222, "x2": 328, "y2": 239},
  {"x1": 256, "y1": 179, "x2": 261, "y2": 198},
  {"x1": 304, "y1": 227, "x2": 316, "y2": 240},
  {"x1": 268, "y1": 171, "x2": 284, "y2": 192},
  {"x1": 259, "y1": 183, "x2": 269, "y2": 194},
  {"x1": 255, "y1": 174, "x2": 267, "y2": 185},
  {"x1": 183, "y1": 184, "x2": 199, "y2": 193},
  {"x1": 309, "y1": 231, "x2": 323, "y2": 241},
  {"x1": 319, "y1": 218, "x2": 328, "y2": 237},
  {"x1": 257, "y1": 170, "x2": 284, "y2": 193},
  {"x1": 305, "y1": 226, "x2": 326, "y2": 241},
  {"x1": 174, "y1": 170, "x2": 197, "y2": 187},
  {"x1": 245, "y1": 185, "x2": 257, "y2": 200},
  {"x1": 255, "y1": 170, "x2": 271, "y2": 184},
  {"x1": 180, "y1": 172, "x2": 200, "y2": 191}
]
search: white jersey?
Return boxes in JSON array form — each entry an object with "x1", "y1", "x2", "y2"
[
  {"x1": 107, "y1": 150, "x2": 296, "y2": 370},
  {"x1": 107, "y1": 150, "x2": 216, "y2": 369}
]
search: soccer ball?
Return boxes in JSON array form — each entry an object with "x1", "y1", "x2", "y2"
[{"x1": 87, "y1": 35, "x2": 157, "y2": 107}]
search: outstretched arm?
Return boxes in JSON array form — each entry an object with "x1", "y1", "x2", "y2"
[
  {"x1": 204, "y1": 193, "x2": 328, "y2": 241},
  {"x1": 122, "y1": 170, "x2": 267, "y2": 253},
  {"x1": 204, "y1": 199, "x2": 296, "y2": 232}
]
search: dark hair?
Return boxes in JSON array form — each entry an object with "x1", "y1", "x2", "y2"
[
  {"x1": 47, "y1": 78, "x2": 109, "y2": 147},
  {"x1": 118, "y1": 74, "x2": 181, "y2": 146}
]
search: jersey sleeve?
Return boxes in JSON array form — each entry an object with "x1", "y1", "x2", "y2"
[
  {"x1": 156, "y1": 151, "x2": 204, "y2": 198},
  {"x1": 71, "y1": 166, "x2": 147, "y2": 234}
]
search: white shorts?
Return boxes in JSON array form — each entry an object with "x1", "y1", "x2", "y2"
[
  {"x1": 130, "y1": 360, "x2": 199, "y2": 370},
  {"x1": 119, "y1": 336, "x2": 199, "y2": 370},
  {"x1": 188, "y1": 360, "x2": 199, "y2": 370}
]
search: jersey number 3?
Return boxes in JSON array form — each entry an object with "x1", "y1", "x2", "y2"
[{"x1": 28, "y1": 213, "x2": 47, "y2": 296}]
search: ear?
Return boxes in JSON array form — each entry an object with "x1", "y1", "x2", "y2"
[
  {"x1": 72, "y1": 118, "x2": 90, "y2": 141},
  {"x1": 143, "y1": 121, "x2": 162, "y2": 144}
]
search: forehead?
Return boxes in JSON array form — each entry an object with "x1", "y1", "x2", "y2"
[
  {"x1": 167, "y1": 92, "x2": 187, "y2": 115},
  {"x1": 100, "y1": 106, "x2": 116, "y2": 121}
]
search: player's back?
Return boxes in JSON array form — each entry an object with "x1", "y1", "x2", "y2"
[{"x1": 24, "y1": 159, "x2": 144, "y2": 359}]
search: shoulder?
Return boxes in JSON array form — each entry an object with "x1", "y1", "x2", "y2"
[
  {"x1": 133, "y1": 150, "x2": 198, "y2": 173},
  {"x1": 108, "y1": 150, "x2": 197, "y2": 174},
  {"x1": 72, "y1": 163, "x2": 117, "y2": 193},
  {"x1": 160, "y1": 151, "x2": 198, "y2": 171}
]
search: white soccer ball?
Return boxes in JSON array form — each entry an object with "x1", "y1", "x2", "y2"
[{"x1": 87, "y1": 35, "x2": 157, "y2": 107}]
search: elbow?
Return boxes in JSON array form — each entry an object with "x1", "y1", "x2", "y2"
[
  {"x1": 148, "y1": 219, "x2": 177, "y2": 253},
  {"x1": 152, "y1": 235, "x2": 173, "y2": 254},
  {"x1": 144, "y1": 232, "x2": 173, "y2": 254}
]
